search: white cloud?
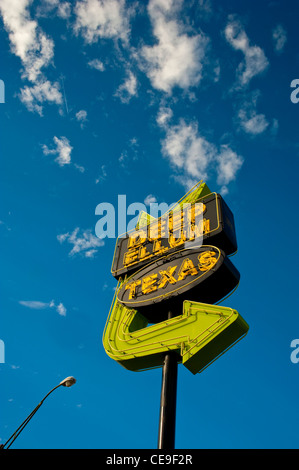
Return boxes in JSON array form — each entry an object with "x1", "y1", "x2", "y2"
[
  {"x1": 156, "y1": 106, "x2": 173, "y2": 128},
  {"x1": 42, "y1": 136, "x2": 72, "y2": 166},
  {"x1": 87, "y1": 58, "x2": 105, "y2": 71},
  {"x1": 0, "y1": 0, "x2": 53, "y2": 81},
  {"x1": 140, "y1": 0, "x2": 209, "y2": 93},
  {"x1": 76, "y1": 109, "x2": 87, "y2": 121},
  {"x1": 0, "y1": 0, "x2": 63, "y2": 113},
  {"x1": 57, "y1": 232, "x2": 69, "y2": 243},
  {"x1": 272, "y1": 24, "x2": 287, "y2": 54},
  {"x1": 236, "y1": 90, "x2": 270, "y2": 135},
  {"x1": 57, "y1": 227, "x2": 105, "y2": 257},
  {"x1": 115, "y1": 70, "x2": 138, "y2": 103},
  {"x1": 238, "y1": 109, "x2": 269, "y2": 135},
  {"x1": 75, "y1": 109, "x2": 88, "y2": 128},
  {"x1": 95, "y1": 164, "x2": 107, "y2": 184},
  {"x1": 197, "y1": 0, "x2": 213, "y2": 19},
  {"x1": 161, "y1": 119, "x2": 216, "y2": 181},
  {"x1": 19, "y1": 300, "x2": 51, "y2": 309},
  {"x1": 271, "y1": 118, "x2": 279, "y2": 135},
  {"x1": 56, "y1": 302, "x2": 67, "y2": 316},
  {"x1": 219, "y1": 185, "x2": 229, "y2": 196},
  {"x1": 144, "y1": 194, "x2": 157, "y2": 205},
  {"x1": 0, "y1": 219, "x2": 11, "y2": 231},
  {"x1": 74, "y1": 163, "x2": 85, "y2": 173},
  {"x1": 216, "y1": 145, "x2": 244, "y2": 188},
  {"x1": 37, "y1": 0, "x2": 72, "y2": 19},
  {"x1": 74, "y1": 0, "x2": 132, "y2": 44},
  {"x1": 160, "y1": 118, "x2": 243, "y2": 192},
  {"x1": 19, "y1": 80, "x2": 62, "y2": 115},
  {"x1": 42, "y1": 136, "x2": 85, "y2": 171},
  {"x1": 57, "y1": 2, "x2": 72, "y2": 19},
  {"x1": 224, "y1": 17, "x2": 269, "y2": 87},
  {"x1": 84, "y1": 249, "x2": 98, "y2": 258},
  {"x1": 118, "y1": 137, "x2": 139, "y2": 168},
  {"x1": 19, "y1": 299, "x2": 67, "y2": 316}
]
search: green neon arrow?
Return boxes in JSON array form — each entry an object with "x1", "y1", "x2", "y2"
[{"x1": 103, "y1": 285, "x2": 249, "y2": 374}]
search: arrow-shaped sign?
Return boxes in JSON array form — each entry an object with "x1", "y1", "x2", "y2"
[{"x1": 103, "y1": 288, "x2": 249, "y2": 374}]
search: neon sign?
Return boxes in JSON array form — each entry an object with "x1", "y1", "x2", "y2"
[{"x1": 103, "y1": 181, "x2": 249, "y2": 374}]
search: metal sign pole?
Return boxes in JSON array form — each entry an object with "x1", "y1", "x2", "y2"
[{"x1": 157, "y1": 311, "x2": 178, "y2": 449}]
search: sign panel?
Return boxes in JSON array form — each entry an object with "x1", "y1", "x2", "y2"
[
  {"x1": 111, "y1": 192, "x2": 237, "y2": 279},
  {"x1": 117, "y1": 245, "x2": 240, "y2": 323}
]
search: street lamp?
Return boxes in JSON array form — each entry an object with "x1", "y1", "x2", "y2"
[{"x1": 0, "y1": 376, "x2": 76, "y2": 449}]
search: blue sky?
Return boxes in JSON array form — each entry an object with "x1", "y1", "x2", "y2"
[{"x1": 0, "y1": 0, "x2": 299, "y2": 449}]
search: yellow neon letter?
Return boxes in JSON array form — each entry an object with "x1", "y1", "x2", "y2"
[
  {"x1": 198, "y1": 251, "x2": 217, "y2": 271},
  {"x1": 125, "y1": 280, "x2": 141, "y2": 299},
  {"x1": 158, "y1": 265, "x2": 177, "y2": 288},
  {"x1": 142, "y1": 274, "x2": 158, "y2": 294},
  {"x1": 177, "y1": 258, "x2": 198, "y2": 281}
]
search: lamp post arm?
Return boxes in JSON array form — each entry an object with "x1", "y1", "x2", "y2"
[{"x1": 1, "y1": 383, "x2": 63, "y2": 449}]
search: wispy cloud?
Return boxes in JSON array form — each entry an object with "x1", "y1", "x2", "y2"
[
  {"x1": 0, "y1": 0, "x2": 54, "y2": 82},
  {"x1": 236, "y1": 90, "x2": 271, "y2": 135},
  {"x1": 74, "y1": 0, "x2": 133, "y2": 44},
  {"x1": 139, "y1": 0, "x2": 209, "y2": 94},
  {"x1": 118, "y1": 137, "x2": 139, "y2": 169},
  {"x1": 95, "y1": 165, "x2": 107, "y2": 184},
  {"x1": 144, "y1": 194, "x2": 157, "y2": 206},
  {"x1": 57, "y1": 2, "x2": 72, "y2": 19},
  {"x1": 197, "y1": 0, "x2": 213, "y2": 20},
  {"x1": 55, "y1": 302, "x2": 67, "y2": 316},
  {"x1": 0, "y1": 219, "x2": 11, "y2": 232},
  {"x1": 19, "y1": 299, "x2": 67, "y2": 316},
  {"x1": 36, "y1": 1, "x2": 72, "y2": 19},
  {"x1": 87, "y1": 58, "x2": 105, "y2": 71},
  {"x1": 216, "y1": 145, "x2": 244, "y2": 192},
  {"x1": 156, "y1": 106, "x2": 173, "y2": 128},
  {"x1": 224, "y1": 16, "x2": 269, "y2": 88},
  {"x1": 42, "y1": 136, "x2": 86, "y2": 171},
  {"x1": 57, "y1": 227, "x2": 105, "y2": 258},
  {"x1": 159, "y1": 117, "x2": 243, "y2": 193},
  {"x1": 75, "y1": 109, "x2": 88, "y2": 128},
  {"x1": 238, "y1": 108, "x2": 269, "y2": 135},
  {"x1": 42, "y1": 136, "x2": 73, "y2": 166},
  {"x1": 0, "y1": 0, "x2": 63, "y2": 113},
  {"x1": 161, "y1": 119, "x2": 215, "y2": 182},
  {"x1": 115, "y1": 70, "x2": 138, "y2": 103},
  {"x1": 20, "y1": 80, "x2": 62, "y2": 116},
  {"x1": 272, "y1": 24, "x2": 287, "y2": 54},
  {"x1": 19, "y1": 300, "x2": 50, "y2": 310}
]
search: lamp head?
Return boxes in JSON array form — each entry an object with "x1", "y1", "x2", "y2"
[{"x1": 60, "y1": 376, "x2": 76, "y2": 387}]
